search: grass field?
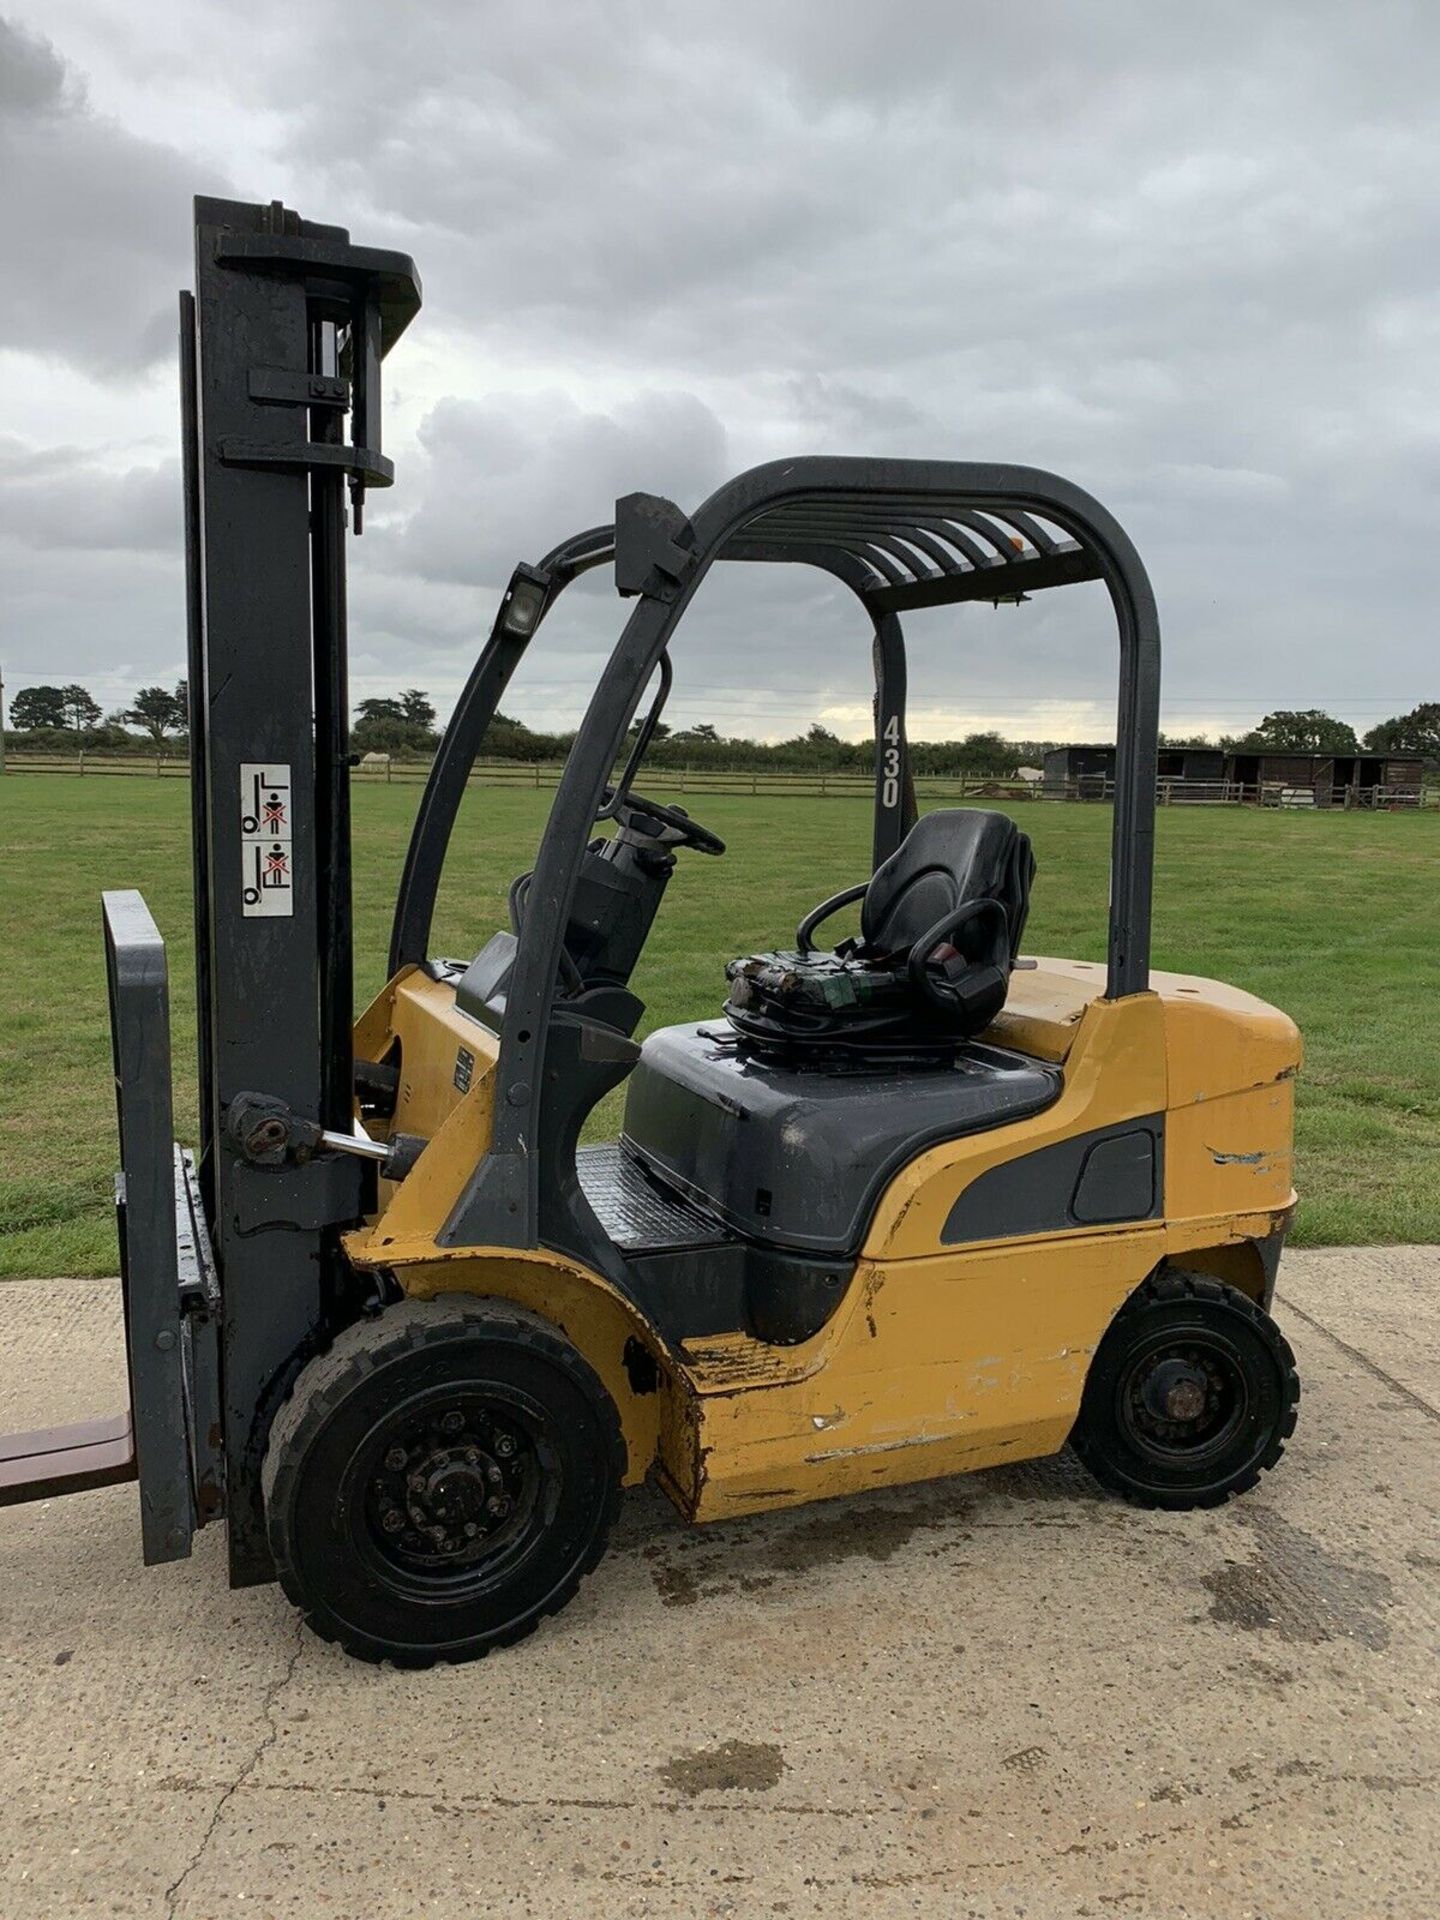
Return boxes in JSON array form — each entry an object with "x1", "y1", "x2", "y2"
[{"x1": 3, "y1": 777, "x2": 1438, "y2": 1277}]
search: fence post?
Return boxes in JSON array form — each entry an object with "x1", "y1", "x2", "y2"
[
  {"x1": 156, "y1": 753, "x2": 163, "y2": 778},
  {"x1": 79, "y1": 750, "x2": 85, "y2": 776}
]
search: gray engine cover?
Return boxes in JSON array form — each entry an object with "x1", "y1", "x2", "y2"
[{"x1": 621, "y1": 1022, "x2": 1061, "y2": 1255}]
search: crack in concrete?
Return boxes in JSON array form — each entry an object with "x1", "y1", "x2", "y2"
[
  {"x1": 1275, "y1": 1292, "x2": 1440, "y2": 1423},
  {"x1": 161, "y1": 1618, "x2": 305, "y2": 1919},
  {"x1": 145, "y1": 1774, "x2": 896, "y2": 1819}
]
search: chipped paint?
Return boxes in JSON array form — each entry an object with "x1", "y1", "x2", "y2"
[
  {"x1": 805, "y1": 1430, "x2": 957, "y2": 1465},
  {"x1": 806, "y1": 1430, "x2": 1025, "y2": 1466},
  {"x1": 1208, "y1": 1144, "x2": 1296, "y2": 1170}
]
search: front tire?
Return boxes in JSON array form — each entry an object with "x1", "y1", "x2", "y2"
[
  {"x1": 1072, "y1": 1270, "x2": 1299, "y2": 1510},
  {"x1": 262, "y1": 1296, "x2": 624, "y2": 1666}
]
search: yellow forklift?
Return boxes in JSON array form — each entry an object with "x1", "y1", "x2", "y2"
[{"x1": 0, "y1": 197, "x2": 1300, "y2": 1665}]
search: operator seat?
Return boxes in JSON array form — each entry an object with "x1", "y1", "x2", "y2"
[{"x1": 724, "y1": 808, "x2": 1035, "y2": 1062}]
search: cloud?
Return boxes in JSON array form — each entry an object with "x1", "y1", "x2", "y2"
[
  {"x1": 387, "y1": 386, "x2": 729, "y2": 590},
  {"x1": 3, "y1": 0, "x2": 1438, "y2": 742},
  {"x1": 0, "y1": 435, "x2": 179, "y2": 551},
  {"x1": 0, "y1": 16, "x2": 231, "y2": 376}
]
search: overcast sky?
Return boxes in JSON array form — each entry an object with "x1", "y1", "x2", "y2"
[{"x1": 3, "y1": 2, "x2": 1437, "y2": 743}]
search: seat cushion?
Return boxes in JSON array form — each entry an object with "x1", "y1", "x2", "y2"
[{"x1": 621, "y1": 1020, "x2": 1062, "y2": 1254}]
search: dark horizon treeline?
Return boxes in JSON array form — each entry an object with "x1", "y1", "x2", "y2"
[{"x1": 6, "y1": 678, "x2": 1440, "y2": 774}]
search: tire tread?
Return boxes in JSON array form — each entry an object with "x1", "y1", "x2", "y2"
[
  {"x1": 262, "y1": 1296, "x2": 624, "y2": 1666},
  {"x1": 1072, "y1": 1268, "x2": 1299, "y2": 1510}
]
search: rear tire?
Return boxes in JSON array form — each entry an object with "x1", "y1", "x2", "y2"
[
  {"x1": 1072, "y1": 1270, "x2": 1299, "y2": 1510},
  {"x1": 262, "y1": 1296, "x2": 624, "y2": 1666}
]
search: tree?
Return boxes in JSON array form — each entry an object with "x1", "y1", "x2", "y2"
[
  {"x1": 355, "y1": 697, "x2": 406, "y2": 725},
  {"x1": 126, "y1": 683, "x2": 187, "y2": 747},
  {"x1": 60, "y1": 684, "x2": 102, "y2": 733},
  {"x1": 353, "y1": 693, "x2": 437, "y2": 757},
  {"x1": 10, "y1": 684, "x2": 69, "y2": 731},
  {"x1": 672, "y1": 722, "x2": 721, "y2": 745},
  {"x1": 1363, "y1": 703, "x2": 1440, "y2": 758},
  {"x1": 1239, "y1": 709, "x2": 1358, "y2": 754},
  {"x1": 957, "y1": 731, "x2": 1017, "y2": 776},
  {"x1": 624, "y1": 716, "x2": 671, "y2": 744},
  {"x1": 352, "y1": 691, "x2": 439, "y2": 756}
]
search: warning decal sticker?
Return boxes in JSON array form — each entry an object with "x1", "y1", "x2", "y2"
[{"x1": 240, "y1": 763, "x2": 294, "y2": 918}]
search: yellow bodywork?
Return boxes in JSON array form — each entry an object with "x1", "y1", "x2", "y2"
[{"x1": 344, "y1": 958, "x2": 1298, "y2": 1523}]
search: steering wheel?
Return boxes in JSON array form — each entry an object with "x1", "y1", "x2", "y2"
[{"x1": 605, "y1": 787, "x2": 726, "y2": 856}]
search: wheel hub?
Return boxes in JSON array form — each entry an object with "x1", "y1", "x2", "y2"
[
  {"x1": 370, "y1": 1410, "x2": 530, "y2": 1567},
  {"x1": 1123, "y1": 1342, "x2": 1239, "y2": 1455},
  {"x1": 1142, "y1": 1358, "x2": 1210, "y2": 1425}
]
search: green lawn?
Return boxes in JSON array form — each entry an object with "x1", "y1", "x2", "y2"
[{"x1": 2, "y1": 777, "x2": 1437, "y2": 1276}]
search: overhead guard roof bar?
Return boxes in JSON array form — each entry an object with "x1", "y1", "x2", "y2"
[
  {"x1": 723, "y1": 494, "x2": 1100, "y2": 611},
  {"x1": 510, "y1": 500, "x2": 1100, "y2": 609}
]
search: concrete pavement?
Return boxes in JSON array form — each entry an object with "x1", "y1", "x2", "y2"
[{"x1": 1, "y1": 1248, "x2": 1436, "y2": 1919}]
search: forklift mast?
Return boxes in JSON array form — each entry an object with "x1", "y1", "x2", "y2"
[
  {"x1": 0, "y1": 200, "x2": 420, "y2": 1584},
  {"x1": 182, "y1": 198, "x2": 423, "y2": 1580},
  {"x1": 179, "y1": 198, "x2": 419, "y2": 1581}
]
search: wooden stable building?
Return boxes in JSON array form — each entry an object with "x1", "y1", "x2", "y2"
[
  {"x1": 1042, "y1": 743, "x2": 1427, "y2": 806},
  {"x1": 1222, "y1": 749, "x2": 1426, "y2": 806},
  {"x1": 1041, "y1": 743, "x2": 1117, "y2": 794},
  {"x1": 1044, "y1": 743, "x2": 1230, "y2": 796}
]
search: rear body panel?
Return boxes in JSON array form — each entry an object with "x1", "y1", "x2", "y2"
[{"x1": 348, "y1": 956, "x2": 1299, "y2": 1525}]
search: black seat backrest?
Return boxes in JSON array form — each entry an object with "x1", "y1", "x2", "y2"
[{"x1": 861, "y1": 809, "x2": 1033, "y2": 959}]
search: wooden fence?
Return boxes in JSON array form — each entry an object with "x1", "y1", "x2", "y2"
[
  {"x1": 1, "y1": 752, "x2": 1042, "y2": 804},
  {"x1": 3, "y1": 750, "x2": 1435, "y2": 809},
  {"x1": 5, "y1": 751, "x2": 192, "y2": 778}
]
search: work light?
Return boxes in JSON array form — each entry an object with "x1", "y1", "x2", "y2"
[{"x1": 501, "y1": 570, "x2": 548, "y2": 635}]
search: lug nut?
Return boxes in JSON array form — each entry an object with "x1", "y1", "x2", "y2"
[
  {"x1": 440, "y1": 1411, "x2": 465, "y2": 1435},
  {"x1": 493, "y1": 1434, "x2": 517, "y2": 1458},
  {"x1": 463, "y1": 1521, "x2": 479, "y2": 1539},
  {"x1": 407, "y1": 1472, "x2": 425, "y2": 1493},
  {"x1": 487, "y1": 1494, "x2": 511, "y2": 1518},
  {"x1": 381, "y1": 1509, "x2": 404, "y2": 1534},
  {"x1": 384, "y1": 1447, "x2": 408, "y2": 1472},
  {"x1": 464, "y1": 1448, "x2": 481, "y2": 1467},
  {"x1": 487, "y1": 1464, "x2": 502, "y2": 1486}
]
